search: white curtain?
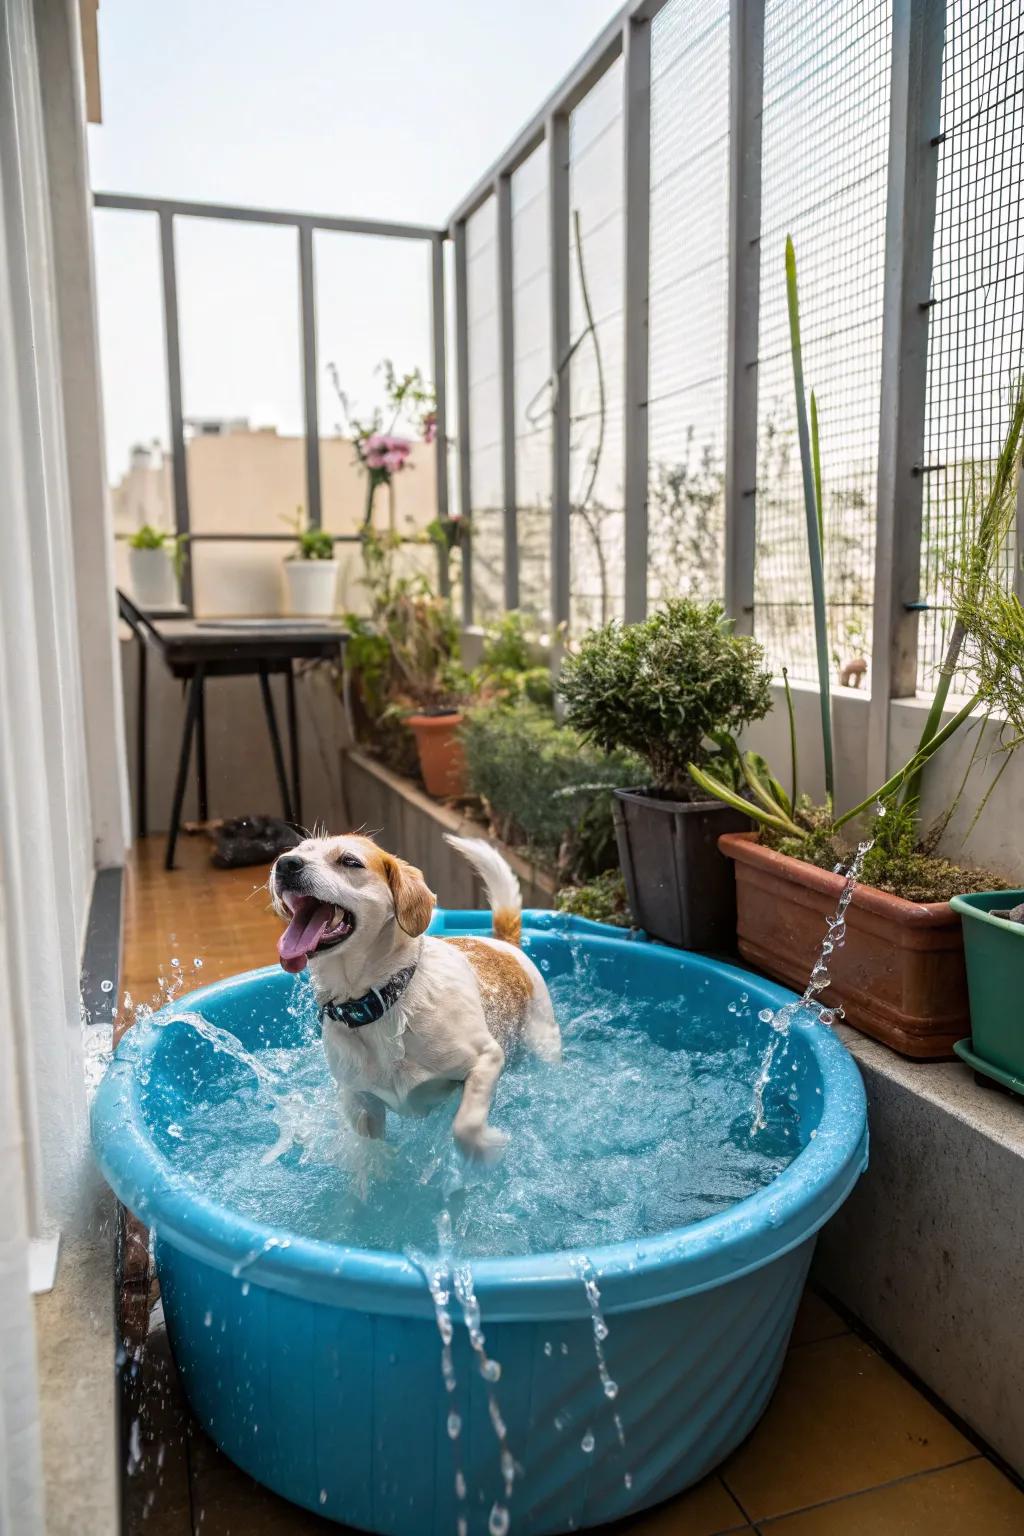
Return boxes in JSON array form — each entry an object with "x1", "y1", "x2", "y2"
[{"x1": 0, "y1": 0, "x2": 126, "y2": 1528}]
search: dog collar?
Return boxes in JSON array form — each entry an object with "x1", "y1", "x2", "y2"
[{"x1": 318, "y1": 964, "x2": 418, "y2": 1029}]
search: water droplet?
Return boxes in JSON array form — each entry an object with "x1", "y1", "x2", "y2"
[
  {"x1": 100, "y1": 979, "x2": 114, "y2": 994},
  {"x1": 758, "y1": 1008, "x2": 774, "y2": 1024},
  {"x1": 166, "y1": 1123, "x2": 183, "y2": 1140},
  {"x1": 170, "y1": 957, "x2": 180, "y2": 968},
  {"x1": 624, "y1": 1472, "x2": 633, "y2": 1490},
  {"x1": 194, "y1": 957, "x2": 203, "y2": 968},
  {"x1": 560, "y1": 1342, "x2": 568, "y2": 1356},
  {"x1": 580, "y1": 1430, "x2": 595, "y2": 1454},
  {"x1": 241, "y1": 1281, "x2": 250, "y2": 1296},
  {"x1": 488, "y1": 1504, "x2": 510, "y2": 1536},
  {"x1": 203, "y1": 1311, "x2": 212, "y2": 1327},
  {"x1": 455, "y1": 1471, "x2": 466, "y2": 1500},
  {"x1": 543, "y1": 1340, "x2": 553, "y2": 1356},
  {"x1": 447, "y1": 1411, "x2": 461, "y2": 1439},
  {"x1": 603, "y1": 1379, "x2": 619, "y2": 1400},
  {"x1": 319, "y1": 1489, "x2": 328, "y2": 1505},
  {"x1": 482, "y1": 1358, "x2": 501, "y2": 1383}
]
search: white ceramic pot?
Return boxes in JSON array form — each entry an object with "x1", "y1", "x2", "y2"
[
  {"x1": 283, "y1": 559, "x2": 339, "y2": 617},
  {"x1": 128, "y1": 544, "x2": 178, "y2": 609}
]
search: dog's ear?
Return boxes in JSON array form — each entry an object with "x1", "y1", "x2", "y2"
[{"x1": 382, "y1": 854, "x2": 435, "y2": 936}]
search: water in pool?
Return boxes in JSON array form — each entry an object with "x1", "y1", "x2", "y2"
[{"x1": 142, "y1": 965, "x2": 805, "y2": 1259}]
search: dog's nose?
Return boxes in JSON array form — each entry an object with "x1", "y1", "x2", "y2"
[{"x1": 275, "y1": 854, "x2": 305, "y2": 882}]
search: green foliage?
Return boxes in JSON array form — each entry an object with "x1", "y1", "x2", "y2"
[
  {"x1": 295, "y1": 528, "x2": 335, "y2": 561},
  {"x1": 460, "y1": 700, "x2": 642, "y2": 880},
  {"x1": 765, "y1": 798, "x2": 1009, "y2": 904},
  {"x1": 559, "y1": 599, "x2": 773, "y2": 798},
  {"x1": 470, "y1": 612, "x2": 554, "y2": 710},
  {"x1": 555, "y1": 870, "x2": 632, "y2": 928}
]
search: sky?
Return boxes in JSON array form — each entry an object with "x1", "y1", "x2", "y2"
[{"x1": 88, "y1": 0, "x2": 620, "y2": 479}]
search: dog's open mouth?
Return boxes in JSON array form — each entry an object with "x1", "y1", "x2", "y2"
[{"x1": 277, "y1": 897, "x2": 355, "y2": 974}]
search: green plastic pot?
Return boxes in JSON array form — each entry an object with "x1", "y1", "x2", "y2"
[{"x1": 951, "y1": 888, "x2": 1024, "y2": 1095}]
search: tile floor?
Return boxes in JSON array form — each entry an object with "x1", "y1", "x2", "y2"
[{"x1": 121, "y1": 837, "x2": 1024, "y2": 1536}]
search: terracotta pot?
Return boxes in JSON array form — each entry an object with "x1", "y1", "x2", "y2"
[
  {"x1": 406, "y1": 711, "x2": 466, "y2": 799},
  {"x1": 719, "y1": 831, "x2": 968, "y2": 1059}
]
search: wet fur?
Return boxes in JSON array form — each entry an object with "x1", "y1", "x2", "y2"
[{"x1": 270, "y1": 833, "x2": 560, "y2": 1160}]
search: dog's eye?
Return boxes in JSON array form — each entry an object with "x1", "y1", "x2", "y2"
[{"x1": 339, "y1": 853, "x2": 364, "y2": 870}]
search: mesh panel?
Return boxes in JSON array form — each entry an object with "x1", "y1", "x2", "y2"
[
  {"x1": 511, "y1": 145, "x2": 552, "y2": 628},
  {"x1": 754, "y1": 0, "x2": 891, "y2": 685},
  {"x1": 569, "y1": 59, "x2": 625, "y2": 632},
  {"x1": 648, "y1": 0, "x2": 731, "y2": 606},
  {"x1": 466, "y1": 197, "x2": 504, "y2": 621},
  {"x1": 918, "y1": 0, "x2": 1024, "y2": 694}
]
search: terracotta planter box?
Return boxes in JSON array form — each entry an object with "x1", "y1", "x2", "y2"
[{"x1": 719, "y1": 832, "x2": 969, "y2": 1059}]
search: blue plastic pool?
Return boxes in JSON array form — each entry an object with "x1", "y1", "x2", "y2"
[{"x1": 92, "y1": 911, "x2": 867, "y2": 1535}]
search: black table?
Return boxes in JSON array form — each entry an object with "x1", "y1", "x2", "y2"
[{"x1": 119, "y1": 594, "x2": 347, "y2": 869}]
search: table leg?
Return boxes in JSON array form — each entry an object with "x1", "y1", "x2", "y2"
[
  {"x1": 136, "y1": 639, "x2": 148, "y2": 840},
  {"x1": 196, "y1": 672, "x2": 209, "y2": 823},
  {"x1": 285, "y1": 663, "x2": 302, "y2": 829},
  {"x1": 259, "y1": 667, "x2": 294, "y2": 823},
  {"x1": 165, "y1": 667, "x2": 204, "y2": 871}
]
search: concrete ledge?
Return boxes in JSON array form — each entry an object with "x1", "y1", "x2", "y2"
[
  {"x1": 343, "y1": 749, "x2": 556, "y2": 910},
  {"x1": 815, "y1": 1025, "x2": 1024, "y2": 1475}
]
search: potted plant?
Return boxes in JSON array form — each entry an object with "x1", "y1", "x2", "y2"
[
  {"x1": 127, "y1": 524, "x2": 186, "y2": 609},
  {"x1": 283, "y1": 513, "x2": 338, "y2": 616},
  {"x1": 559, "y1": 598, "x2": 773, "y2": 950},
  {"x1": 951, "y1": 892, "x2": 1024, "y2": 1093},
  {"x1": 691, "y1": 242, "x2": 1022, "y2": 1057}
]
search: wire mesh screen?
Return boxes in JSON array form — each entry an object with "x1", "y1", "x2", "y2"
[
  {"x1": 918, "y1": 0, "x2": 1024, "y2": 695},
  {"x1": 647, "y1": 0, "x2": 730, "y2": 607},
  {"x1": 466, "y1": 196, "x2": 504, "y2": 622},
  {"x1": 754, "y1": 0, "x2": 891, "y2": 686},
  {"x1": 512, "y1": 145, "x2": 552, "y2": 629},
  {"x1": 568, "y1": 59, "x2": 625, "y2": 633}
]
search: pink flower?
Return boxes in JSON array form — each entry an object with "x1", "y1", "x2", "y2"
[
  {"x1": 421, "y1": 411, "x2": 437, "y2": 445},
  {"x1": 363, "y1": 432, "x2": 390, "y2": 470}
]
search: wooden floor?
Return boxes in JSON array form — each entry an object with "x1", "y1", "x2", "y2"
[{"x1": 123, "y1": 836, "x2": 1024, "y2": 1536}]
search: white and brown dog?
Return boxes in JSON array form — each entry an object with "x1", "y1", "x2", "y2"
[{"x1": 271, "y1": 833, "x2": 560, "y2": 1161}]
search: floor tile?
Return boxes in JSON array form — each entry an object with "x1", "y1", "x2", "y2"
[
  {"x1": 596, "y1": 1474, "x2": 748, "y2": 1534},
  {"x1": 720, "y1": 1334, "x2": 974, "y2": 1521},
  {"x1": 787, "y1": 1289, "x2": 849, "y2": 1349},
  {"x1": 759, "y1": 1457, "x2": 1024, "y2": 1534}
]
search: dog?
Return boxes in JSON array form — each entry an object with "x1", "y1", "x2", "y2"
[{"x1": 270, "y1": 832, "x2": 560, "y2": 1161}]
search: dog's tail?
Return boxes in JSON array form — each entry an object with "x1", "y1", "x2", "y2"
[{"x1": 444, "y1": 834, "x2": 522, "y2": 946}]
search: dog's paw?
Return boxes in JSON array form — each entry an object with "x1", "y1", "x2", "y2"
[{"x1": 456, "y1": 1124, "x2": 509, "y2": 1164}]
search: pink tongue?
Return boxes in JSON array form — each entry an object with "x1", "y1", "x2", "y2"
[{"x1": 277, "y1": 898, "x2": 335, "y2": 974}]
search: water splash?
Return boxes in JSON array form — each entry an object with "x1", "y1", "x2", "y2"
[
  {"x1": 570, "y1": 1255, "x2": 629, "y2": 1483},
  {"x1": 453, "y1": 1263, "x2": 517, "y2": 1533},
  {"x1": 406, "y1": 1225, "x2": 470, "y2": 1536},
  {"x1": 751, "y1": 833, "x2": 874, "y2": 1134}
]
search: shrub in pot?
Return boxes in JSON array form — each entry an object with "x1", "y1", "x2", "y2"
[
  {"x1": 559, "y1": 599, "x2": 773, "y2": 951},
  {"x1": 461, "y1": 699, "x2": 642, "y2": 882},
  {"x1": 283, "y1": 520, "x2": 338, "y2": 617},
  {"x1": 127, "y1": 524, "x2": 185, "y2": 609}
]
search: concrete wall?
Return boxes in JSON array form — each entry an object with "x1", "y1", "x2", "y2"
[
  {"x1": 816, "y1": 1027, "x2": 1024, "y2": 1475},
  {"x1": 744, "y1": 680, "x2": 1024, "y2": 883}
]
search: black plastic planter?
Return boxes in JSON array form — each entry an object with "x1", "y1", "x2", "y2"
[{"x1": 612, "y1": 788, "x2": 752, "y2": 952}]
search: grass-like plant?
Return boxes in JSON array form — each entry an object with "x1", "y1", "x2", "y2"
[{"x1": 558, "y1": 599, "x2": 773, "y2": 800}]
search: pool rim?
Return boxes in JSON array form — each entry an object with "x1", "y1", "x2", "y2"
[{"x1": 92, "y1": 914, "x2": 868, "y2": 1323}]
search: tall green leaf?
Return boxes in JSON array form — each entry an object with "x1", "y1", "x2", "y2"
[{"x1": 785, "y1": 236, "x2": 835, "y2": 802}]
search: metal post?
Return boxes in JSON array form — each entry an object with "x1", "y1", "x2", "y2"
[
  {"x1": 158, "y1": 210, "x2": 192, "y2": 611},
  {"x1": 623, "y1": 14, "x2": 652, "y2": 623},
  {"x1": 549, "y1": 113, "x2": 572, "y2": 634},
  {"x1": 453, "y1": 219, "x2": 474, "y2": 626},
  {"x1": 298, "y1": 223, "x2": 322, "y2": 528},
  {"x1": 723, "y1": 0, "x2": 765, "y2": 635},
  {"x1": 866, "y1": 0, "x2": 945, "y2": 789},
  {"x1": 430, "y1": 234, "x2": 451, "y2": 597},
  {"x1": 496, "y1": 174, "x2": 520, "y2": 611}
]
